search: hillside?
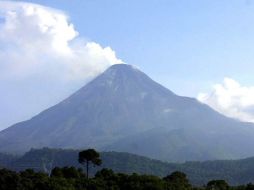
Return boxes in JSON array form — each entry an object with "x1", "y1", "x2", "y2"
[{"x1": 2, "y1": 148, "x2": 254, "y2": 185}]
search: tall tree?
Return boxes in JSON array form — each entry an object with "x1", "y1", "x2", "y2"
[{"x1": 78, "y1": 149, "x2": 102, "y2": 179}]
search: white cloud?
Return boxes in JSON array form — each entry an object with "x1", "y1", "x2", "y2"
[
  {"x1": 0, "y1": 1, "x2": 123, "y2": 130},
  {"x1": 198, "y1": 78, "x2": 254, "y2": 123},
  {"x1": 0, "y1": 1, "x2": 123, "y2": 81}
]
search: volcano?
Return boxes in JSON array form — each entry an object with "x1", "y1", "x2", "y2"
[{"x1": 1, "y1": 64, "x2": 254, "y2": 162}]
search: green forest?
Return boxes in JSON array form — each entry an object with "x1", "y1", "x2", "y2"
[
  {"x1": 2, "y1": 148, "x2": 254, "y2": 189},
  {"x1": 2, "y1": 166, "x2": 253, "y2": 190},
  {"x1": 2, "y1": 148, "x2": 254, "y2": 185},
  {"x1": 2, "y1": 160, "x2": 254, "y2": 190}
]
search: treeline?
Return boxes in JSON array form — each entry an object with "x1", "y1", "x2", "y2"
[
  {"x1": 1, "y1": 166, "x2": 254, "y2": 190},
  {"x1": 3, "y1": 148, "x2": 254, "y2": 186}
]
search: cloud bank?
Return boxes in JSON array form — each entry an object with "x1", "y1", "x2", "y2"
[
  {"x1": 198, "y1": 78, "x2": 254, "y2": 123},
  {"x1": 0, "y1": 1, "x2": 123, "y2": 81},
  {"x1": 0, "y1": 1, "x2": 123, "y2": 130}
]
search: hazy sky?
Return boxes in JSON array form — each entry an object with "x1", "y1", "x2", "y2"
[{"x1": 1, "y1": 0, "x2": 254, "y2": 130}]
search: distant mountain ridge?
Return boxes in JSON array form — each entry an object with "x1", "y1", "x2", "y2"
[
  {"x1": 1, "y1": 64, "x2": 254, "y2": 161},
  {"x1": 2, "y1": 148, "x2": 254, "y2": 186}
]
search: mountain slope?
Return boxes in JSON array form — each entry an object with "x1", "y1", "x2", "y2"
[{"x1": 1, "y1": 64, "x2": 254, "y2": 161}]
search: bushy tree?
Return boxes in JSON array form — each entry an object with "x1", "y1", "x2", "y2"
[
  {"x1": 246, "y1": 183, "x2": 254, "y2": 190},
  {"x1": 163, "y1": 171, "x2": 191, "y2": 190},
  {"x1": 19, "y1": 169, "x2": 49, "y2": 190},
  {"x1": 51, "y1": 166, "x2": 85, "y2": 179},
  {"x1": 206, "y1": 180, "x2": 229, "y2": 190},
  {"x1": 0, "y1": 169, "x2": 20, "y2": 190}
]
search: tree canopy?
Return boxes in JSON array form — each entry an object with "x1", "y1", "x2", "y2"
[
  {"x1": 78, "y1": 149, "x2": 102, "y2": 178},
  {"x1": 0, "y1": 167, "x2": 253, "y2": 190}
]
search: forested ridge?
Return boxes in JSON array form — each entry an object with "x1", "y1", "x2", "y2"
[{"x1": 2, "y1": 148, "x2": 254, "y2": 186}]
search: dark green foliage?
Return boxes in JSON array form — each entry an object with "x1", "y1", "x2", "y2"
[
  {"x1": 1, "y1": 167, "x2": 254, "y2": 190},
  {"x1": 79, "y1": 149, "x2": 102, "y2": 167},
  {"x1": 5, "y1": 148, "x2": 254, "y2": 186},
  {"x1": 79, "y1": 149, "x2": 102, "y2": 178},
  {"x1": 96, "y1": 170, "x2": 165, "y2": 190},
  {"x1": 245, "y1": 183, "x2": 254, "y2": 190},
  {"x1": 206, "y1": 180, "x2": 229, "y2": 190},
  {"x1": 0, "y1": 168, "x2": 20, "y2": 190},
  {"x1": 19, "y1": 169, "x2": 49, "y2": 190},
  {"x1": 51, "y1": 166, "x2": 85, "y2": 179},
  {"x1": 163, "y1": 171, "x2": 191, "y2": 190}
]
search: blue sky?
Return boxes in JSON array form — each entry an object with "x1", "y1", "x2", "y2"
[
  {"x1": 20, "y1": 0, "x2": 254, "y2": 94},
  {"x1": 1, "y1": 0, "x2": 254, "y2": 129}
]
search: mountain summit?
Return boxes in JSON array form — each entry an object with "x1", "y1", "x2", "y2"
[{"x1": 1, "y1": 64, "x2": 254, "y2": 162}]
